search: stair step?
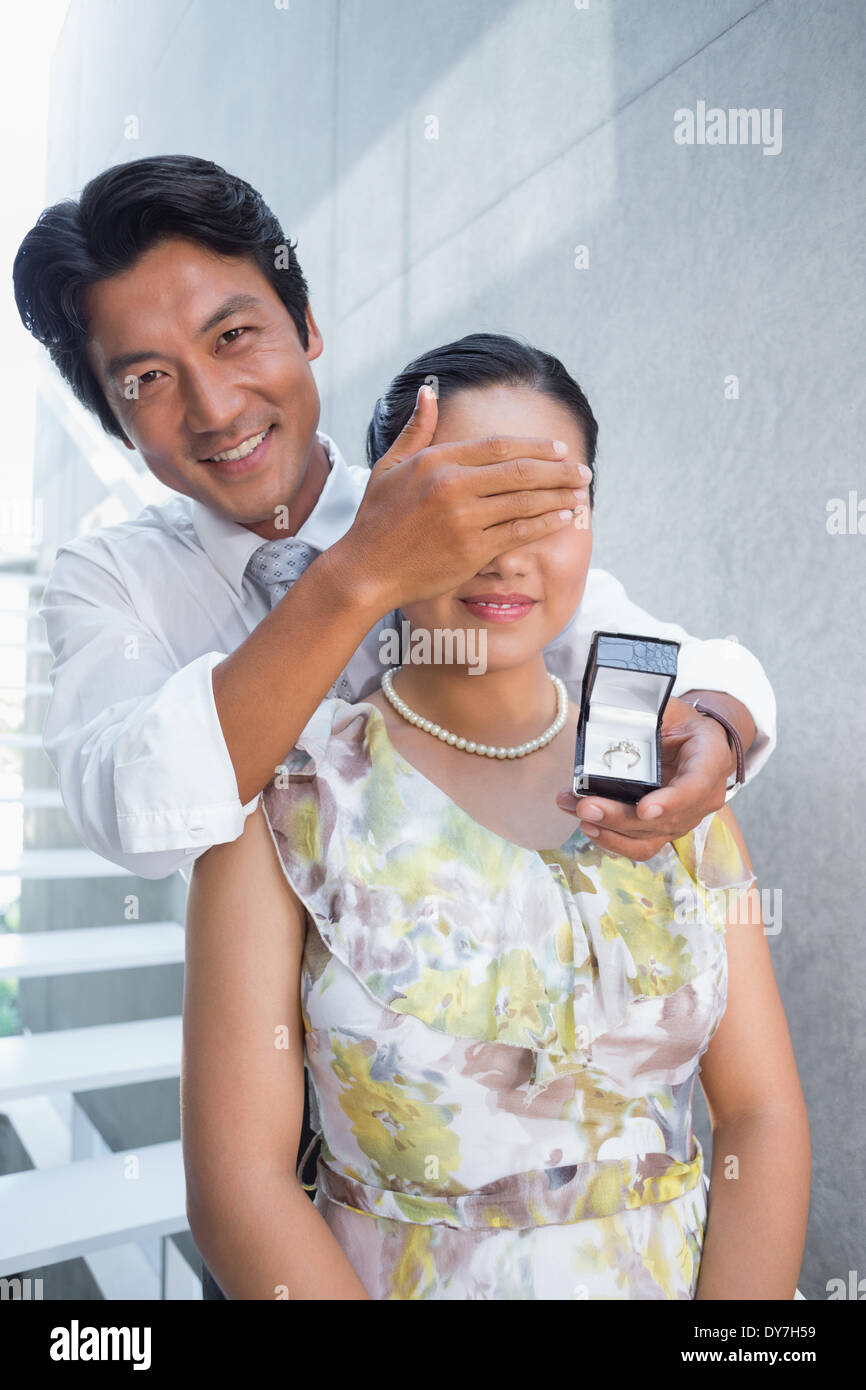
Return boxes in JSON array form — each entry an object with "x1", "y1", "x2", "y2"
[
  {"x1": 0, "y1": 848, "x2": 134, "y2": 878},
  {"x1": 0, "y1": 684, "x2": 51, "y2": 697},
  {"x1": 0, "y1": 788, "x2": 63, "y2": 807},
  {"x1": 0, "y1": 1015, "x2": 182, "y2": 1102},
  {"x1": 1, "y1": 1097, "x2": 200, "y2": 1298},
  {"x1": 0, "y1": 574, "x2": 51, "y2": 588},
  {"x1": 0, "y1": 1139, "x2": 187, "y2": 1277},
  {"x1": 0, "y1": 923, "x2": 185, "y2": 979}
]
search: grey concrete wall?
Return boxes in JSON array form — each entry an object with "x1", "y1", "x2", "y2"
[{"x1": 36, "y1": 0, "x2": 865, "y2": 1299}]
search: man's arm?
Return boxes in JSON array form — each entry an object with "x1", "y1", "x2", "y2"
[
  {"x1": 38, "y1": 541, "x2": 386, "y2": 880},
  {"x1": 210, "y1": 548, "x2": 386, "y2": 808},
  {"x1": 677, "y1": 687, "x2": 756, "y2": 785},
  {"x1": 552, "y1": 568, "x2": 777, "y2": 859},
  {"x1": 572, "y1": 568, "x2": 776, "y2": 784}
]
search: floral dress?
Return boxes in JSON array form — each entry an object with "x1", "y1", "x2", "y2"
[{"x1": 261, "y1": 695, "x2": 756, "y2": 1300}]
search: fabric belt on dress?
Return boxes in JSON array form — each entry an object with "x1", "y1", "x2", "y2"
[{"x1": 308, "y1": 1139, "x2": 705, "y2": 1231}]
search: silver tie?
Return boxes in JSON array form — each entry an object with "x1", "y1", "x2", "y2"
[{"x1": 245, "y1": 538, "x2": 355, "y2": 702}]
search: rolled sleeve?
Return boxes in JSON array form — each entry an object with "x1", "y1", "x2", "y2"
[
  {"x1": 39, "y1": 544, "x2": 259, "y2": 879},
  {"x1": 114, "y1": 651, "x2": 261, "y2": 855}
]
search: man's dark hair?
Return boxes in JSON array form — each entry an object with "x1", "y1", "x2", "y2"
[
  {"x1": 366, "y1": 332, "x2": 599, "y2": 507},
  {"x1": 12, "y1": 154, "x2": 310, "y2": 441}
]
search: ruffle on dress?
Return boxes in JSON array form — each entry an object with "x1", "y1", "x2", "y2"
[{"x1": 262, "y1": 697, "x2": 755, "y2": 1100}]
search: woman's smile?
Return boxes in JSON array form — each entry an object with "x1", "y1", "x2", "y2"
[{"x1": 457, "y1": 592, "x2": 539, "y2": 623}]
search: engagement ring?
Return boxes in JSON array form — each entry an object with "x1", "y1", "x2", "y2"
[{"x1": 602, "y1": 740, "x2": 641, "y2": 770}]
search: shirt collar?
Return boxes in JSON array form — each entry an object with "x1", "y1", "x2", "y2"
[{"x1": 187, "y1": 431, "x2": 365, "y2": 599}]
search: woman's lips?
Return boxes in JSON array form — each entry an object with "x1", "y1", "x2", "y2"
[{"x1": 458, "y1": 597, "x2": 537, "y2": 623}]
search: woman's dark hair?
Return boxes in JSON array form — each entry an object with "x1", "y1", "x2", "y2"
[
  {"x1": 366, "y1": 332, "x2": 598, "y2": 507},
  {"x1": 12, "y1": 154, "x2": 310, "y2": 442}
]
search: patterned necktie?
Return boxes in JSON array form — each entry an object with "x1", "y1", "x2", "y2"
[
  {"x1": 246, "y1": 536, "x2": 319, "y2": 605},
  {"x1": 245, "y1": 537, "x2": 355, "y2": 702}
]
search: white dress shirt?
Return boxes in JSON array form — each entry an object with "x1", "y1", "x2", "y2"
[{"x1": 38, "y1": 431, "x2": 776, "y2": 883}]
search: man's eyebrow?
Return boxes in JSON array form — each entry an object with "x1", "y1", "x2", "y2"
[
  {"x1": 196, "y1": 292, "x2": 264, "y2": 337},
  {"x1": 104, "y1": 294, "x2": 266, "y2": 379}
]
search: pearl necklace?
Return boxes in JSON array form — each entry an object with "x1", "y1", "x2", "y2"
[{"x1": 380, "y1": 666, "x2": 568, "y2": 759}]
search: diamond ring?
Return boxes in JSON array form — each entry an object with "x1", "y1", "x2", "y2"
[{"x1": 602, "y1": 740, "x2": 641, "y2": 770}]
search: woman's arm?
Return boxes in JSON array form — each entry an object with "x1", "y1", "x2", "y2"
[
  {"x1": 694, "y1": 805, "x2": 811, "y2": 1299},
  {"x1": 181, "y1": 801, "x2": 371, "y2": 1299}
]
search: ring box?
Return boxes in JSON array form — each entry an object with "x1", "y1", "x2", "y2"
[{"x1": 572, "y1": 631, "x2": 680, "y2": 803}]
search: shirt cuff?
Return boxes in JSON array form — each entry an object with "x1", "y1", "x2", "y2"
[{"x1": 113, "y1": 651, "x2": 261, "y2": 855}]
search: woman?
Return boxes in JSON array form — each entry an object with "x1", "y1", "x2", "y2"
[{"x1": 181, "y1": 333, "x2": 810, "y2": 1300}]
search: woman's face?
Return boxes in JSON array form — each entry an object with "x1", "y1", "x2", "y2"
[{"x1": 399, "y1": 383, "x2": 593, "y2": 673}]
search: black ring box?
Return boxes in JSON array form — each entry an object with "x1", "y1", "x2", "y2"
[{"x1": 572, "y1": 631, "x2": 680, "y2": 803}]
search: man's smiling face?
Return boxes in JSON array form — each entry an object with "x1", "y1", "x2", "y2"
[{"x1": 83, "y1": 235, "x2": 327, "y2": 538}]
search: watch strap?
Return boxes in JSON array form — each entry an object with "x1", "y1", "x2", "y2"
[{"x1": 687, "y1": 700, "x2": 746, "y2": 788}]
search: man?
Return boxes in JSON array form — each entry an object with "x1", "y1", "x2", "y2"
[{"x1": 14, "y1": 155, "x2": 773, "y2": 1297}]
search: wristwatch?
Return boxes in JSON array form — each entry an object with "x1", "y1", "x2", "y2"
[{"x1": 683, "y1": 699, "x2": 746, "y2": 790}]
